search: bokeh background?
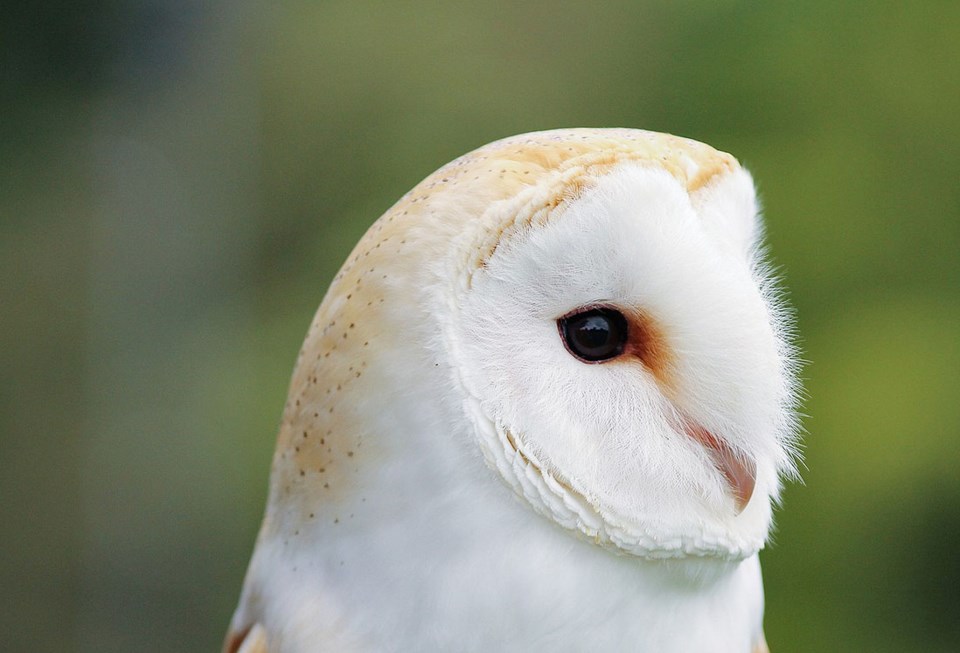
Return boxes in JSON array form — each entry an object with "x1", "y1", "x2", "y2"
[{"x1": 3, "y1": 1, "x2": 958, "y2": 651}]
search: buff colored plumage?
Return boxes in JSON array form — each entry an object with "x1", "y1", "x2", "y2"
[{"x1": 225, "y1": 129, "x2": 799, "y2": 652}]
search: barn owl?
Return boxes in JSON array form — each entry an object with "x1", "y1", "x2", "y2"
[{"x1": 224, "y1": 129, "x2": 799, "y2": 653}]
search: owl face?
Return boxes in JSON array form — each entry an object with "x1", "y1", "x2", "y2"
[{"x1": 448, "y1": 163, "x2": 797, "y2": 560}]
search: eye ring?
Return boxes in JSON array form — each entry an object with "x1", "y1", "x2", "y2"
[{"x1": 557, "y1": 305, "x2": 629, "y2": 364}]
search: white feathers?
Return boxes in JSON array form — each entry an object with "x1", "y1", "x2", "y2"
[
  {"x1": 449, "y1": 164, "x2": 795, "y2": 560},
  {"x1": 225, "y1": 129, "x2": 799, "y2": 653}
]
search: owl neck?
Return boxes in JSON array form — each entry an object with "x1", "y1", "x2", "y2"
[{"x1": 244, "y1": 384, "x2": 766, "y2": 652}]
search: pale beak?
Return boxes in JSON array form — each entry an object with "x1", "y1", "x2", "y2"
[{"x1": 682, "y1": 421, "x2": 756, "y2": 513}]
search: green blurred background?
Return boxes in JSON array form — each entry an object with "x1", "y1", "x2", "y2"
[{"x1": 2, "y1": 1, "x2": 958, "y2": 651}]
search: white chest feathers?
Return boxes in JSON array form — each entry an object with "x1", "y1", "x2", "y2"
[{"x1": 224, "y1": 128, "x2": 797, "y2": 653}]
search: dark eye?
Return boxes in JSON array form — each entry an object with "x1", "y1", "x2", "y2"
[{"x1": 558, "y1": 306, "x2": 629, "y2": 363}]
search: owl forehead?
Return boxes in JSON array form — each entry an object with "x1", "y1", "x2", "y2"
[
  {"x1": 461, "y1": 133, "x2": 737, "y2": 276},
  {"x1": 341, "y1": 129, "x2": 739, "y2": 280},
  {"x1": 450, "y1": 128, "x2": 738, "y2": 196},
  {"x1": 482, "y1": 166, "x2": 704, "y2": 307}
]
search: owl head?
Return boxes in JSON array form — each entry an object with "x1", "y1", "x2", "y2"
[
  {"x1": 266, "y1": 128, "x2": 800, "y2": 565},
  {"x1": 225, "y1": 129, "x2": 802, "y2": 652}
]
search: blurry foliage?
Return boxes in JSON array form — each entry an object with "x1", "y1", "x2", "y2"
[{"x1": 2, "y1": 1, "x2": 958, "y2": 651}]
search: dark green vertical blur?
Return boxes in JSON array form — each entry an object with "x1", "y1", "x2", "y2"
[{"x1": 2, "y1": 1, "x2": 957, "y2": 651}]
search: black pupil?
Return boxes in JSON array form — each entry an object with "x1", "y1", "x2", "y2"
[{"x1": 559, "y1": 307, "x2": 628, "y2": 363}]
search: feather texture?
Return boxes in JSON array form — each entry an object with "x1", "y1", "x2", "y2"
[{"x1": 224, "y1": 129, "x2": 799, "y2": 652}]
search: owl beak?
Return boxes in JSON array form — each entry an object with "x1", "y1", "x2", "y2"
[{"x1": 683, "y1": 421, "x2": 756, "y2": 514}]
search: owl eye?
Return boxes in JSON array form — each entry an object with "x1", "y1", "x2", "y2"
[{"x1": 558, "y1": 306, "x2": 628, "y2": 363}]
